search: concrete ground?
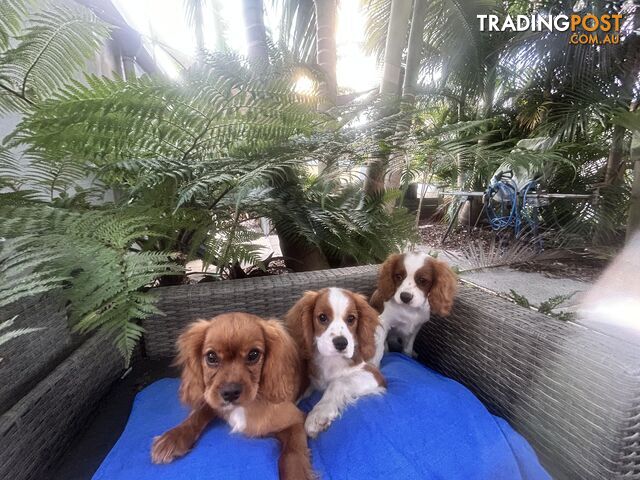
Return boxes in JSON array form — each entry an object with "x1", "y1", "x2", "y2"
[{"x1": 458, "y1": 266, "x2": 588, "y2": 311}]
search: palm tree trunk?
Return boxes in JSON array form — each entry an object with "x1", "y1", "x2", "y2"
[
  {"x1": 481, "y1": 60, "x2": 497, "y2": 119},
  {"x1": 193, "y1": 0, "x2": 205, "y2": 52},
  {"x1": 314, "y1": 0, "x2": 337, "y2": 107},
  {"x1": 379, "y1": 0, "x2": 412, "y2": 96},
  {"x1": 605, "y1": 124, "x2": 626, "y2": 185},
  {"x1": 402, "y1": 0, "x2": 426, "y2": 102},
  {"x1": 364, "y1": 0, "x2": 412, "y2": 196},
  {"x1": 415, "y1": 171, "x2": 432, "y2": 228},
  {"x1": 241, "y1": 0, "x2": 269, "y2": 63},
  {"x1": 277, "y1": 227, "x2": 330, "y2": 272},
  {"x1": 456, "y1": 97, "x2": 466, "y2": 189},
  {"x1": 385, "y1": 0, "x2": 426, "y2": 193},
  {"x1": 211, "y1": 0, "x2": 227, "y2": 51},
  {"x1": 606, "y1": 27, "x2": 640, "y2": 186},
  {"x1": 627, "y1": 128, "x2": 640, "y2": 241},
  {"x1": 474, "y1": 55, "x2": 497, "y2": 173}
]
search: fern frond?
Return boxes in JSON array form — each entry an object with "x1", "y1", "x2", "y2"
[
  {"x1": 0, "y1": 1, "x2": 109, "y2": 113},
  {"x1": 0, "y1": 204, "x2": 182, "y2": 360},
  {"x1": 0, "y1": 0, "x2": 34, "y2": 50}
]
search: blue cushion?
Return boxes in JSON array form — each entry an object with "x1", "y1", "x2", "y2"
[{"x1": 93, "y1": 354, "x2": 550, "y2": 480}]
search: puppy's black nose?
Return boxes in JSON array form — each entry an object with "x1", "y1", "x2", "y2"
[
  {"x1": 220, "y1": 382, "x2": 243, "y2": 402},
  {"x1": 333, "y1": 336, "x2": 348, "y2": 352},
  {"x1": 400, "y1": 292, "x2": 413, "y2": 304}
]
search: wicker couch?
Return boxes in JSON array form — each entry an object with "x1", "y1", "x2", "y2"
[{"x1": 1, "y1": 265, "x2": 639, "y2": 480}]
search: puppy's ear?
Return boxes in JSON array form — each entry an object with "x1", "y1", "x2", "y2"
[
  {"x1": 428, "y1": 259, "x2": 458, "y2": 316},
  {"x1": 354, "y1": 293, "x2": 380, "y2": 362},
  {"x1": 259, "y1": 319, "x2": 301, "y2": 403},
  {"x1": 176, "y1": 320, "x2": 209, "y2": 407},
  {"x1": 374, "y1": 254, "x2": 402, "y2": 303},
  {"x1": 284, "y1": 291, "x2": 318, "y2": 359}
]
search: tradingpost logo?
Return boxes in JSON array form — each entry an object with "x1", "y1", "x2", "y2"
[{"x1": 477, "y1": 13, "x2": 623, "y2": 45}]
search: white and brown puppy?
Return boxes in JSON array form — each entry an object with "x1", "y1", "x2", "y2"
[
  {"x1": 370, "y1": 252, "x2": 458, "y2": 365},
  {"x1": 285, "y1": 287, "x2": 386, "y2": 438}
]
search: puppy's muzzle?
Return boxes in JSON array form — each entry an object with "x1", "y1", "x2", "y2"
[{"x1": 220, "y1": 382, "x2": 243, "y2": 403}]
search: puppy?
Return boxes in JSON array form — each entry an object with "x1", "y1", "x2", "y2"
[
  {"x1": 285, "y1": 287, "x2": 386, "y2": 438},
  {"x1": 370, "y1": 252, "x2": 458, "y2": 366},
  {"x1": 151, "y1": 313, "x2": 314, "y2": 480}
]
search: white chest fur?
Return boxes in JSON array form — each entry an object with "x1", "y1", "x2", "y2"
[
  {"x1": 379, "y1": 299, "x2": 430, "y2": 335},
  {"x1": 226, "y1": 406, "x2": 246, "y2": 433},
  {"x1": 311, "y1": 354, "x2": 353, "y2": 391}
]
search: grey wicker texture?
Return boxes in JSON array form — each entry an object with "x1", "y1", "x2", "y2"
[
  {"x1": 0, "y1": 293, "x2": 76, "y2": 414},
  {"x1": 142, "y1": 265, "x2": 379, "y2": 359},
  {"x1": 0, "y1": 330, "x2": 123, "y2": 480},
  {"x1": 415, "y1": 284, "x2": 640, "y2": 480}
]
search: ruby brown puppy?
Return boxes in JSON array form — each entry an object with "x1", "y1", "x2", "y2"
[
  {"x1": 369, "y1": 252, "x2": 458, "y2": 366},
  {"x1": 285, "y1": 287, "x2": 386, "y2": 438},
  {"x1": 151, "y1": 312, "x2": 314, "y2": 480}
]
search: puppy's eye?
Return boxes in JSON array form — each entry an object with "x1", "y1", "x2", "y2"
[
  {"x1": 318, "y1": 314, "x2": 328, "y2": 324},
  {"x1": 205, "y1": 351, "x2": 219, "y2": 366},
  {"x1": 246, "y1": 348, "x2": 261, "y2": 364},
  {"x1": 417, "y1": 277, "x2": 427, "y2": 285},
  {"x1": 394, "y1": 273, "x2": 403, "y2": 281},
  {"x1": 346, "y1": 315, "x2": 356, "y2": 325}
]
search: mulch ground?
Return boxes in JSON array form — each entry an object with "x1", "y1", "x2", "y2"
[{"x1": 419, "y1": 223, "x2": 495, "y2": 250}]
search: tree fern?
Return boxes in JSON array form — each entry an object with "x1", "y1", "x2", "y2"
[
  {"x1": 0, "y1": 202, "x2": 181, "y2": 362},
  {"x1": 0, "y1": 0, "x2": 32, "y2": 50},
  {"x1": 263, "y1": 171, "x2": 418, "y2": 265},
  {"x1": 0, "y1": 0, "x2": 109, "y2": 114}
]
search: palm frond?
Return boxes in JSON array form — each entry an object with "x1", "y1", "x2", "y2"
[{"x1": 272, "y1": 0, "x2": 316, "y2": 62}]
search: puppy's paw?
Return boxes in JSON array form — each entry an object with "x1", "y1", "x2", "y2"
[
  {"x1": 151, "y1": 429, "x2": 191, "y2": 464},
  {"x1": 279, "y1": 451, "x2": 316, "y2": 480},
  {"x1": 305, "y1": 403, "x2": 338, "y2": 438}
]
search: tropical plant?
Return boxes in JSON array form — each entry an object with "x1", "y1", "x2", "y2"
[
  {"x1": 0, "y1": 1, "x2": 169, "y2": 361},
  {"x1": 1, "y1": 2, "x2": 416, "y2": 361},
  {"x1": 183, "y1": 0, "x2": 230, "y2": 54},
  {"x1": 272, "y1": 0, "x2": 316, "y2": 63},
  {"x1": 0, "y1": 205, "x2": 180, "y2": 358},
  {"x1": 627, "y1": 115, "x2": 640, "y2": 239},
  {"x1": 184, "y1": 0, "x2": 207, "y2": 52},
  {"x1": 0, "y1": 0, "x2": 109, "y2": 114}
]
